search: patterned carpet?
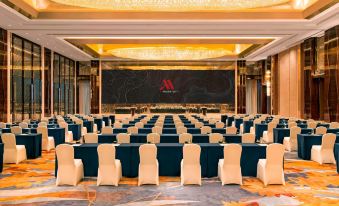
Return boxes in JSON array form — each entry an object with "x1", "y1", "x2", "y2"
[{"x1": 0, "y1": 150, "x2": 338, "y2": 206}]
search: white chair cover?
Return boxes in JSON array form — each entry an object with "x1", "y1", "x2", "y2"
[
  {"x1": 117, "y1": 133, "x2": 130, "y2": 143},
  {"x1": 209, "y1": 133, "x2": 224, "y2": 143},
  {"x1": 179, "y1": 133, "x2": 193, "y2": 144},
  {"x1": 315, "y1": 126, "x2": 327, "y2": 135},
  {"x1": 138, "y1": 144, "x2": 159, "y2": 186},
  {"x1": 11, "y1": 126, "x2": 22, "y2": 135},
  {"x1": 283, "y1": 126, "x2": 301, "y2": 151},
  {"x1": 101, "y1": 127, "x2": 113, "y2": 135},
  {"x1": 201, "y1": 126, "x2": 212, "y2": 134},
  {"x1": 56, "y1": 144, "x2": 84, "y2": 186},
  {"x1": 84, "y1": 133, "x2": 98, "y2": 143},
  {"x1": 152, "y1": 126, "x2": 163, "y2": 134},
  {"x1": 177, "y1": 126, "x2": 187, "y2": 134},
  {"x1": 127, "y1": 126, "x2": 138, "y2": 135},
  {"x1": 242, "y1": 133, "x2": 255, "y2": 143},
  {"x1": 226, "y1": 126, "x2": 237, "y2": 135},
  {"x1": 97, "y1": 144, "x2": 122, "y2": 186},
  {"x1": 311, "y1": 133, "x2": 336, "y2": 164},
  {"x1": 218, "y1": 144, "x2": 242, "y2": 185},
  {"x1": 215, "y1": 121, "x2": 225, "y2": 129},
  {"x1": 1, "y1": 133, "x2": 27, "y2": 164},
  {"x1": 37, "y1": 126, "x2": 55, "y2": 151},
  {"x1": 181, "y1": 144, "x2": 201, "y2": 185},
  {"x1": 147, "y1": 133, "x2": 161, "y2": 144}
]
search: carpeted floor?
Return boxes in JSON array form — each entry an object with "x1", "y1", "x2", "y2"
[{"x1": 0, "y1": 150, "x2": 338, "y2": 206}]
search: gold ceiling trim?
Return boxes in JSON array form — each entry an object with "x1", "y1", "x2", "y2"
[{"x1": 50, "y1": 0, "x2": 290, "y2": 11}]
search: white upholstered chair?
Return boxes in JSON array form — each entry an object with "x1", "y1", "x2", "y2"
[
  {"x1": 116, "y1": 133, "x2": 130, "y2": 144},
  {"x1": 215, "y1": 121, "x2": 225, "y2": 129},
  {"x1": 113, "y1": 122, "x2": 123, "y2": 129},
  {"x1": 201, "y1": 126, "x2": 212, "y2": 134},
  {"x1": 307, "y1": 121, "x2": 317, "y2": 129},
  {"x1": 311, "y1": 133, "x2": 336, "y2": 164},
  {"x1": 315, "y1": 126, "x2": 327, "y2": 135},
  {"x1": 19, "y1": 122, "x2": 28, "y2": 129},
  {"x1": 152, "y1": 126, "x2": 162, "y2": 134},
  {"x1": 175, "y1": 122, "x2": 185, "y2": 128},
  {"x1": 147, "y1": 133, "x2": 161, "y2": 144},
  {"x1": 179, "y1": 133, "x2": 193, "y2": 144},
  {"x1": 181, "y1": 144, "x2": 201, "y2": 185},
  {"x1": 194, "y1": 122, "x2": 204, "y2": 128},
  {"x1": 97, "y1": 144, "x2": 122, "y2": 186},
  {"x1": 257, "y1": 144, "x2": 285, "y2": 186},
  {"x1": 38, "y1": 122, "x2": 47, "y2": 127},
  {"x1": 177, "y1": 126, "x2": 187, "y2": 134},
  {"x1": 242, "y1": 133, "x2": 255, "y2": 143},
  {"x1": 59, "y1": 121, "x2": 73, "y2": 142},
  {"x1": 56, "y1": 144, "x2": 84, "y2": 186},
  {"x1": 37, "y1": 126, "x2": 55, "y2": 151},
  {"x1": 329, "y1": 122, "x2": 339, "y2": 129},
  {"x1": 1, "y1": 133, "x2": 27, "y2": 164},
  {"x1": 135, "y1": 122, "x2": 144, "y2": 129},
  {"x1": 218, "y1": 144, "x2": 242, "y2": 185},
  {"x1": 283, "y1": 126, "x2": 301, "y2": 152},
  {"x1": 127, "y1": 126, "x2": 138, "y2": 135},
  {"x1": 101, "y1": 127, "x2": 113, "y2": 135},
  {"x1": 138, "y1": 144, "x2": 159, "y2": 186},
  {"x1": 262, "y1": 121, "x2": 277, "y2": 143},
  {"x1": 226, "y1": 126, "x2": 237, "y2": 135},
  {"x1": 209, "y1": 133, "x2": 224, "y2": 143},
  {"x1": 11, "y1": 126, "x2": 22, "y2": 135},
  {"x1": 84, "y1": 133, "x2": 98, "y2": 143}
]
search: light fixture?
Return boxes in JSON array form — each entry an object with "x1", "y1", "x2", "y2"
[
  {"x1": 108, "y1": 46, "x2": 233, "y2": 60},
  {"x1": 51, "y1": 0, "x2": 290, "y2": 11}
]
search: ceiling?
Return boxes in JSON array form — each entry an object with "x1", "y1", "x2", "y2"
[{"x1": 0, "y1": 0, "x2": 337, "y2": 62}]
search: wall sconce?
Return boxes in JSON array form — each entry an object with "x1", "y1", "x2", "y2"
[{"x1": 265, "y1": 70, "x2": 271, "y2": 97}]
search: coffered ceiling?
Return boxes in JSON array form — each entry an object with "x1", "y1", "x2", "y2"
[{"x1": 0, "y1": 0, "x2": 337, "y2": 61}]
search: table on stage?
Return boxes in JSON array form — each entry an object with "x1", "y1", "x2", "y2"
[
  {"x1": 55, "y1": 143, "x2": 266, "y2": 178},
  {"x1": 297, "y1": 134, "x2": 339, "y2": 160},
  {"x1": 0, "y1": 133, "x2": 42, "y2": 159}
]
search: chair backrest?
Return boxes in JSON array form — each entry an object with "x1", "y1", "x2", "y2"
[
  {"x1": 307, "y1": 121, "x2": 317, "y2": 129},
  {"x1": 0, "y1": 122, "x2": 6, "y2": 129},
  {"x1": 19, "y1": 122, "x2": 28, "y2": 129},
  {"x1": 140, "y1": 119, "x2": 148, "y2": 124},
  {"x1": 147, "y1": 133, "x2": 161, "y2": 144},
  {"x1": 127, "y1": 126, "x2": 138, "y2": 134},
  {"x1": 321, "y1": 133, "x2": 336, "y2": 150},
  {"x1": 59, "y1": 121, "x2": 69, "y2": 133},
  {"x1": 1, "y1": 133, "x2": 16, "y2": 149},
  {"x1": 122, "y1": 119, "x2": 129, "y2": 124},
  {"x1": 116, "y1": 133, "x2": 130, "y2": 143},
  {"x1": 201, "y1": 126, "x2": 212, "y2": 134},
  {"x1": 209, "y1": 133, "x2": 224, "y2": 143},
  {"x1": 11, "y1": 126, "x2": 22, "y2": 134},
  {"x1": 223, "y1": 144, "x2": 242, "y2": 169},
  {"x1": 253, "y1": 118, "x2": 262, "y2": 124},
  {"x1": 38, "y1": 122, "x2": 47, "y2": 127},
  {"x1": 242, "y1": 133, "x2": 255, "y2": 143},
  {"x1": 56, "y1": 144, "x2": 75, "y2": 166},
  {"x1": 179, "y1": 133, "x2": 192, "y2": 143},
  {"x1": 329, "y1": 122, "x2": 339, "y2": 129},
  {"x1": 209, "y1": 119, "x2": 217, "y2": 124},
  {"x1": 152, "y1": 126, "x2": 162, "y2": 134},
  {"x1": 215, "y1": 121, "x2": 225, "y2": 129},
  {"x1": 101, "y1": 127, "x2": 113, "y2": 135},
  {"x1": 266, "y1": 143, "x2": 284, "y2": 167},
  {"x1": 290, "y1": 126, "x2": 301, "y2": 141},
  {"x1": 267, "y1": 121, "x2": 277, "y2": 133},
  {"x1": 84, "y1": 133, "x2": 98, "y2": 143},
  {"x1": 23, "y1": 119, "x2": 30, "y2": 124},
  {"x1": 194, "y1": 122, "x2": 203, "y2": 128},
  {"x1": 288, "y1": 122, "x2": 297, "y2": 128},
  {"x1": 37, "y1": 126, "x2": 48, "y2": 141},
  {"x1": 97, "y1": 144, "x2": 116, "y2": 167},
  {"x1": 139, "y1": 144, "x2": 157, "y2": 165},
  {"x1": 135, "y1": 122, "x2": 144, "y2": 128},
  {"x1": 226, "y1": 126, "x2": 237, "y2": 134},
  {"x1": 175, "y1": 122, "x2": 184, "y2": 128},
  {"x1": 315, "y1": 126, "x2": 327, "y2": 135},
  {"x1": 177, "y1": 126, "x2": 187, "y2": 134},
  {"x1": 183, "y1": 144, "x2": 201, "y2": 165},
  {"x1": 113, "y1": 122, "x2": 123, "y2": 128}
]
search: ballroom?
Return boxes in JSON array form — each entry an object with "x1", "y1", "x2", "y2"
[{"x1": 0, "y1": 0, "x2": 338, "y2": 206}]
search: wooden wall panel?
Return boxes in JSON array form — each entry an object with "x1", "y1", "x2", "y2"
[
  {"x1": 237, "y1": 60, "x2": 246, "y2": 114},
  {"x1": 323, "y1": 25, "x2": 339, "y2": 122},
  {"x1": 0, "y1": 28, "x2": 7, "y2": 122}
]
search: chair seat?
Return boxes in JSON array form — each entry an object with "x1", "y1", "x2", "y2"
[
  {"x1": 16, "y1": 145, "x2": 26, "y2": 150},
  {"x1": 258, "y1": 159, "x2": 266, "y2": 167},
  {"x1": 48, "y1": 136, "x2": 54, "y2": 141},
  {"x1": 74, "y1": 159, "x2": 83, "y2": 167},
  {"x1": 311, "y1": 145, "x2": 321, "y2": 151}
]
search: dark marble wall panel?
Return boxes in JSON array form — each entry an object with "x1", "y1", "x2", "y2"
[
  {"x1": 237, "y1": 60, "x2": 246, "y2": 114},
  {"x1": 0, "y1": 28, "x2": 7, "y2": 122}
]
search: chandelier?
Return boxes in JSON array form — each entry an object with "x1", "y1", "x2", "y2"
[
  {"x1": 108, "y1": 46, "x2": 233, "y2": 60},
  {"x1": 50, "y1": 0, "x2": 290, "y2": 11}
]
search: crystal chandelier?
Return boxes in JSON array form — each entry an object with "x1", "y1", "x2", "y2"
[
  {"x1": 50, "y1": 0, "x2": 290, "y2": 11},
  {"x1": 108, "y1": 46, "x2": 233, "y2": 60}
]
